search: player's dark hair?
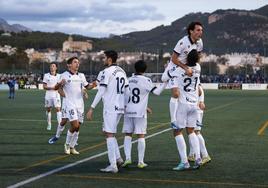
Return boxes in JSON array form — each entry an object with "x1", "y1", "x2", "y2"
[
  {"x1": 187, "y1": 21, "x2": 203, "y2": 36},
  {"x1": 187, "y1": 49, "x2": 199, "y2": 67},
  {"x1": 50, "y1": 62, "x2": 58, "y2": 68},
  {"x1": 135, "y1": 60, "x2": 147, "y2": 73},
  {"x1": 104, "y1": 50, "x2": 118, "y2": 63},
  {"x1": 67, "y1": 56, "x2": 78, "y2": 64}
]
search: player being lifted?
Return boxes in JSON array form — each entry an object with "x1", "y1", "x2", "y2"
[
  {"x1": 122, "y1": 60, "x2": 167, "y2": 168},
  {"x1": 161, "y1": 21, "x2": 203, "y2": 129},
  {"x1": 55, "y1": 57, "x2": 95, "y2": 155},
  {"x1": 162, "y1": 49, "x2": 202, "y2": 171},
  {"x1": 87, "y1": 50, "x2": 129, "y2": 173},
  {"x1": 43, "y1": 62, "x2": 61, "y2": 131},
  {"x1": 188, "y1": 84, "x2": 211, "y2": 165}
]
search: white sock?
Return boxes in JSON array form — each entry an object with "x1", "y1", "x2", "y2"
[
  {"x1": 188, "y1": 133, "x2": 201, "y2": 160},
  {"x1": 70, "y1": 131, "x2": 79, "y2": 148},
  {"x1": 124, "y1": 136, "x2": 132, "y2": 161},
  {"x1": 113, "y1": 137, "x2": 121, "y2": 160},
  {"x1": 46, "y1": 111, "x2": 51, "y2": 126},
  {"x1": 138, "y1": 138, "x2": 146, "y2": 164},
  {"x1": 56, "y1": 124, "x2": 65, "y2": 138},
  {"x1": 175, "y1": 135, "x2": 187, "y2": 163},
  {"x1": 65, "y1": 130, "x2": 74, "y2": 145},
  {"x1": 107, "y1": 137, "x2": 116, "y2": 167},
  {"x1": 169, "y1": 97, "x2": 178, "y2": 123},
  {"x1": 188, "y1": 136, "x2": 194, "y2": 157},
  {"x1": 197, "y1": 133, "x2": 209, "y2": 158},
  {"x1": 56, "y1": 112, "x2": 62, "y2": 125}
]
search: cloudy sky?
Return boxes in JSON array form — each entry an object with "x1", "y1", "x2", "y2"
[{"x1": 0, "y1": 0, "x2": 267, "y2": 38}]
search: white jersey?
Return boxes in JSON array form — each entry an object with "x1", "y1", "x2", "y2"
[
  {"x1": 170, "y1": 64, "x2": 201, "y2": 105},
  {"x1": 43, "y1": 73, "x2": 61, "y2": 99},
  {"x1": 125, "y1": 75, "x2": 156, "y2": 118},
  {"x1": 162, "y1": 35, "x2": 203, "y2": 85},
  {"x1": 172, "y1": 35, "x2": 203, "y2": 65},
  {"x1": 59, "y1": 71, "x2": 89, "y2": 109},
  {"x1": 99, "y1": 65, "x2": 128, "y2": 114}
]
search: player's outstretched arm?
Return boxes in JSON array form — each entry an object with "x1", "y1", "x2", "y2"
[
  {"x1": 85, "y1": 81, "x2": 97, "y2": 90},
  {"x1": 152, "y1": 82, "x2": 167, "y2": 96}
]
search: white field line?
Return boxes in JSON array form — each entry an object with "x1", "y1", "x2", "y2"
[{"x1": 7, "y1": 128, "x2": 171, "y2": 188}]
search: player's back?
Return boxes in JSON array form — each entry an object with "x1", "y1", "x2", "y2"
[
  {"x1": 177, "y1": 64, "x2": 201, "y2": 105},
  {"x1": 100, "y1": 65, "x2": 128, "y2": 114},
  {"x1": 125, "y1": 75, "x2": 155, "y2": 118}
]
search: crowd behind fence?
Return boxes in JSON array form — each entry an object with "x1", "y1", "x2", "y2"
[{"x1": 1, "y1": 72, "x2": 268, "y2": 89}]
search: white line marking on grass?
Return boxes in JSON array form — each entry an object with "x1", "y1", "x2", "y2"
[{"x1": 7, "y1": 128, "x2": 171, "y2": 188}]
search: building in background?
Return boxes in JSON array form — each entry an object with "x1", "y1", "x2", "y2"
[{"x1": 62, "y1": 36, "x2": 93, "y2": 52}]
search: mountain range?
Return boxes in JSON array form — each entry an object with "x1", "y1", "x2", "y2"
[
  {"x1": 0, "y1": 18, "x2": 31, "y2": 33},
  {"x1": 0, "y1": 5, "x2": 268, "y2": 55}
]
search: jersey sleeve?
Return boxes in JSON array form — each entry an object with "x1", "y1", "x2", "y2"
[
  {"x1": 95, "y1": 71, "x2": 101, "y2": 83},
  {"x1": 99, "y1": 70, "x2": 109, "y2": 87},
  {"x1": 173, "y1": 38, "x2": 185, "y2": 55},
  {"x1": 145, "y1": 78, "x2": 156, "y2": 93},
  {"x1": 43, "y1": 74, "x2": 48, "y2": 84},
  {"x1": 197, "y1": 39, "x2": 203, "y2": 52},
  {"x1": 81, "y1": 74, "x2": 89, "y2": 87}
]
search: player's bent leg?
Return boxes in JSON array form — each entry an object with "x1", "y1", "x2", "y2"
[
  {"x1": 195, "y1": 131, "x2": 211, "y2": 165},
  {"x1": 169, "y1": 87, "x2": 179, "y2": 126},
  {"x1": 187, "y1": 128, "x2": 202, "y2": 169}
]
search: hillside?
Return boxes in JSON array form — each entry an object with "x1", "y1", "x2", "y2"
[{"x1": 1, "y1": 5, "x2": 268, "y2": 54}]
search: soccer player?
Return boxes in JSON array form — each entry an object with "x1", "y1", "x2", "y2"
[
  {"x1": 161, "y1": 21, "x2": 203, "y2": 129},
  {"x1": 43, "y1": 63, "x2": 61, "y2": 130},
  {"x1": 122, "y1": 60, "x2": 167, "y2": 168},
  {"x1": 48, "y1": 87, "x2": 89, "y2": 144},
  {"x1": 7, "y1": 77, "x2": 16, "y2": 99},
  {"x1": 162, "y1": 49, "x2": 202, "y2": 171},
  {"x1": 87, "y1": 50, "x2": 129, "y2": 173},
  {"x1": 55, "y1": 57, "x2": 95, "y2": 155},
  {"x1": 188, "y1": 85, "x2": 211, "y2": 165}
]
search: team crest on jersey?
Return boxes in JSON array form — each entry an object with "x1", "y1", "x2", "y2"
[{"x1": 101, "y1": 75, "x2": 105, "y2": 81}]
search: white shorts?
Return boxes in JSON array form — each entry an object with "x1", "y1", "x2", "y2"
[
  {"x1": 102, "y1": 111, "x2": 122, "y2": 133},
  {"x1": 66, "y1": 104, "x2": 84, "y2": 123},
  {"x1": 61, "y1": 99, "x2": 67, "y2": 119},
  {"x1": 195, "y1": 110, "x2": 203, "y2": 131},
  {"x1": 174, "y1": 102, "x2": 198, "y2": 129},
  {"x1": 123, "y1": 116, "x2": 147, "y2": 134},
  {"x1": 45, "y1": 97, "x2": 61, "y2": 108}
]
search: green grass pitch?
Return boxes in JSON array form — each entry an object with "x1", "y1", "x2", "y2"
[{"x1": 1, "y1": 89, "x2": 268, "y2": 188}]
